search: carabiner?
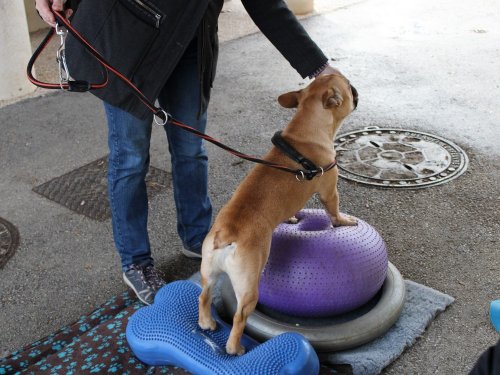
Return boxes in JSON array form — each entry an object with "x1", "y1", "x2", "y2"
[{"x1": 55, "y1": 23, "x2": 70, "y2": 88}]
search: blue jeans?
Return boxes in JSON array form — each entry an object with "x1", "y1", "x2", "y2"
[{"x1": 104, "y1": 41, "x2": 212, "y2": 271}]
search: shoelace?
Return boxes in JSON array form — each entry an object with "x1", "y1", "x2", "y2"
[{"x1": 143, "y1": 265, "x2": 166, "y2": 291}]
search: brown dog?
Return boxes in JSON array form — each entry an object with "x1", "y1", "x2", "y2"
[{"x1": 198, "y1": 74, "x2": 358, "y2": 355}]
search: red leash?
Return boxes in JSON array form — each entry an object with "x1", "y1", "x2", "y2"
[{"x1": 27, "y1": 11, "x2": 336, "y2": 181}]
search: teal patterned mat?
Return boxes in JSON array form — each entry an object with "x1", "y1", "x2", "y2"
[{"x1": 0, "y1": 289, "x2": 347, "y2": 375}]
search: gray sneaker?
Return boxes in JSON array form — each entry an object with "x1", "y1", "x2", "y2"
[
  {"x1": 180, "y1": 247, "x2": 202, "y2": 259},
  {"x1": 123, "y1": 264, "x2": 155, "y2": 305}
]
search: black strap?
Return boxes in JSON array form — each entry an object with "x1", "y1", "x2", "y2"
[
  {"x1": 272, "y1": 131, "x2": 318, "y2": 171},
  {"x1": 272, "y1": 131, "x2": 336, "y2": 180}
]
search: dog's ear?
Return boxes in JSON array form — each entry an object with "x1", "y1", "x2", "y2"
[
  {"x1": 323, "y1": 88, "x2": 343, "y2": 109},
  {"x1": 278, "y1": 90, "x2": 301, "y2": 108}
]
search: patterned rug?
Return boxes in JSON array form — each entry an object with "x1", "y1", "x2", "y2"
[{"x1": 0, "y1": 290, "x2": 349, "y2": 375}]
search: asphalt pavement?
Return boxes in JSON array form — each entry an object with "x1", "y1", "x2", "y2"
[{"x1": 1, "y1": 0, "x2": 499, "y2": 373}]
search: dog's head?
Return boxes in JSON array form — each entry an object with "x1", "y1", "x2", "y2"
[{"x1": 278, "y1": 74, "x2": 358, "y2": 122}]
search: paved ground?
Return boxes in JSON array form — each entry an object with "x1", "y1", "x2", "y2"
[{"x1": 1, "y1": 0, "x2": 499, "y2": 374}]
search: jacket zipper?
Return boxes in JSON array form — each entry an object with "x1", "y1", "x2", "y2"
[{"x1": 133, "y1": 0, "x2": 162, "y2": 28}]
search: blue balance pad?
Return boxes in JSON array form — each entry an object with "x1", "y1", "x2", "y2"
[{"x1": 126, "y1": 280, "x2": 319, "y2": 375}]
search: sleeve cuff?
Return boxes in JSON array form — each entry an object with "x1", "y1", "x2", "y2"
[{"x1": 308, "y1": 61, "x2": 330, "y2": 79}]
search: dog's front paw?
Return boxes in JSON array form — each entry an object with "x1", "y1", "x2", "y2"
[
  {"x1": 226, "y1": 342, "x2": 246, "y2": 356},
  {"x1": 198, "y1": 317, "x2": 217, "y2": 331},
  {"x1": 331, "y1": 214, "x2": 357, "y2": 227}
]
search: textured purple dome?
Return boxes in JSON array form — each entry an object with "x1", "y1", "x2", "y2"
[{"x1": 258, "y1": 209, "x2": 388, "y2": 317}]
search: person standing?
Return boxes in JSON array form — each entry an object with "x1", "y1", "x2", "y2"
[{"x1": 35, "y1": 0, "x2": 349, "y2": 304}]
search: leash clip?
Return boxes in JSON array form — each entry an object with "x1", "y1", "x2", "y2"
[{"x1": 55, "y1": 23, "x2": 70, "y2": 89}]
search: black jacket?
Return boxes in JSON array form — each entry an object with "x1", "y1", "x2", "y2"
[{"x1": 66, "y1": 0, "x2": 328, "y2": 120}]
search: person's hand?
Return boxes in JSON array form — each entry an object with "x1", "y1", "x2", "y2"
[
  {"x1": 35, "y1": 0, "x2": 73, "y2": 28},
  {"x1": 316, "y1": 64, "x2": 344, "y2": 78}
]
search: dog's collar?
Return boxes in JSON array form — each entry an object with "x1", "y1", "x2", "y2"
[{"x1": 271, "y1": 131, "x2": 337, "y2": 181}]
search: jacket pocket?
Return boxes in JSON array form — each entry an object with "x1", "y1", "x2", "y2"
[
  {"x1": 119, "y1": 0, "x2": 163, "y2": 28},
  {"x1": 91, "y1": 0, "x2": 164, "y2": 79}
]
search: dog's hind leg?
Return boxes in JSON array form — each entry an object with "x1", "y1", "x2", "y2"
[
  {"x1": 224, "y1": 239, "x2": 270, "y2": 356},
  {"x1": 225, "y1": 273, "x2": 259, "y2": 356},
  {"x1": 198, "y1": 274, "x2": 218, "y2": 331},
  {"x1": 198, "y1": 239, "x2": 219, "y2": 331},
  {"x1": 199, "y1": 238, "x2": 237, "y2": 331}
]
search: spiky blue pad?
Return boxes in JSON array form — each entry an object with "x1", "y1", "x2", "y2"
[{"x1": 126, "y1": 280, "x2": 319, "y2": 375}]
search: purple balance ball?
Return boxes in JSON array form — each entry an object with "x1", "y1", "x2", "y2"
[{"x1": 258, "y1": 209, "x2": 389, "y2": 317}]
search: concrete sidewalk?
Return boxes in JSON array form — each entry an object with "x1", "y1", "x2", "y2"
[{"x1": 1, "y1": 0, "x2": 499, "y2": 374}]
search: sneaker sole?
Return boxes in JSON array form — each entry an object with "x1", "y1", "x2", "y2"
[
  {"x1": 123, "y1": 273, "x2": 152, "y2": 305},
  {"x1": 180, "y1": 248, "x2": 202, "y2": 259}
]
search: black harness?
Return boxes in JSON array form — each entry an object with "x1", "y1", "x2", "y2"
[{"x1": 271, "y1": 131, "x2": 337, "y2": 180}]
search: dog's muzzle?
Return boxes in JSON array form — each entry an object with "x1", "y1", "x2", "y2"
[{"x1": 350, "y1": 84, "x2": 358, "y2": 109}]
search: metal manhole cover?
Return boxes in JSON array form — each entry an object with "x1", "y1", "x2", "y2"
[
  {"x1": 335, "y1": 127, "x2": 469, "y2": 188},
  {"x1": 33, "y1": 157, "x2": 171, "y2": 221},
  {"x1": 0, "y1": 217, "x2": 20, "y2": 268}
]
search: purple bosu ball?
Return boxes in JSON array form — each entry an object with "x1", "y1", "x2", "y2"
[{"x1": 258, "y1": 209, "x2": 388, "y2": 317}]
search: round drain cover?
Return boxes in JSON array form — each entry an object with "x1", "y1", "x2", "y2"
[
  {"x1": 0, "y1": 217, "x2": 20, "y2": 268},
  {"x1": 335, "y1": 127, "x2": 468, "y2": 188}
]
